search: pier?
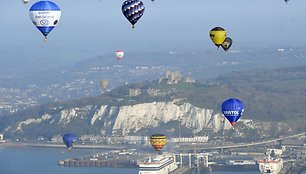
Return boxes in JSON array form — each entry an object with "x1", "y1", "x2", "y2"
[
  {"x1": 59, "y1": 151, "x2": 211, "y2": 169},
  {"x1": 59, "y1": 158, "x2": 137, "y2": 168},
  {"x1": 176, "y1": 153, "x2": 210, "y2": 168},
  {"x1": 59, "y1": 150, "x2": 140, "y2": 168}
]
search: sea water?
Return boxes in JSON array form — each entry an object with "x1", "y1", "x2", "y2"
[
  {"x1": 0, "y1": 146, "x2": 138, "y2": 174},
  {"x1": 2, "y1": 146, "x2": 301, "y2": 174}
]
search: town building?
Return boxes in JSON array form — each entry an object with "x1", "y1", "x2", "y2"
[
  {"x1": 0, "y1": 133, "x2": 5, "y2": 142},
  {"x1": 171, "y1": 136, "x2": 209, "y2": 143},
  {"x1": 129, "y1": 88, "x2": 141, "y2": 97}
]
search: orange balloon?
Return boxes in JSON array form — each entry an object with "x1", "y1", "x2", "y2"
[{"x1": 150, "y1": 134, "x2": 167, "y2": 152}]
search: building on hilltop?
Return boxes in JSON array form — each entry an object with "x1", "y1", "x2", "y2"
[
  {"x1": 158, "y1": 70, "x2": 195, "y2": 84},
  {"x1": 129, "y1": 88, "x2": 141, "y2": 97},
  {"x1": 147, "y1": 88, "x2": 170, "y2": 97},
  {"x1": 158, "y1": 71, "x2": 182, "y2": 84},
  {"x1": 166, "y1": 71, "x2": 182, "y2": 84}
]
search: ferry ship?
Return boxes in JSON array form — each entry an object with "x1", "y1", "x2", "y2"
[
  {"x1": 138, "y1": 153, "x2": 178, "y2": 174},
  {"x1": 258, "y1": 149, "x2": 283, "y2": 174},
  {"x1": 258, "y1": 158, "x2": 283, "y2": 174}
]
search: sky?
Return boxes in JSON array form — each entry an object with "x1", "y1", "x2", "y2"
[{"x1": 0, "y1": 0, "x2": 306, "y2": 65}]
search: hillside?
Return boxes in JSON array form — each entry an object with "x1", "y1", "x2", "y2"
[
  {"x1": 1, "y1": 48, "x2": 306, "y2": 115},
  {"x1": 1, "y1": 48, "x2": 306, "y2": 89},
  {"x1": 106, "y1": 65, "x2": 306, "y2": 123},
  {"x1": 0, "y1": 65, "x2": 305, "y2": 140}
]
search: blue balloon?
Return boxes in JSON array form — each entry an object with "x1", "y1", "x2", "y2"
[
  {"x1": 63, "y1": 133, "x2": 77, "y2": 150},
  {"x1": 122, "y1": 0, "x2": 145, "y2": 28},
  {"x1": 221, "y1": 98, "x2": 244, "y2": 126},
  {"x1": 29, "y1": 1, "x2": 61, "y2": 41}
]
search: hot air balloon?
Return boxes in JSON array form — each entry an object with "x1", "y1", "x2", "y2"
[
  {"x1": 63, "y1": 133, "x2": 77, "y2": 151},
  {"x1": 221, "y1": 98, "x2": 244, "y2": 126},
  {"x1": 150, "y1": 134, "x2": 167, "y2": 152},
  {"x1": 22, "y1": 0, "x2": 29, "y2": 4},
  {"x1": 209, "y1": 27, "x2": 227, "y2": 49},
  {"x1": 115, "y1": 50, "x2": 125, "y2": 60},
  {"x1": 221, "y1": 37, "x2": 233, "y2": 52},
  {"x1": 100, "y1": 80, "x2": 109, "y2": 89},
  {"x1": 29, "y1": 1, "x2": 61, "y2": 41},
  {"x1": 122, "y1": 0, "x2": 145, "y2": 28}
]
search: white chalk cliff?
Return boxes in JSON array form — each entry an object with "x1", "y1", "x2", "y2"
[
  {"x1": 10, "y1": 101, "x2": 233, "y2": 136},
  {"x1": 111, "y1": 101, "x2": 232, "y2": 135}
]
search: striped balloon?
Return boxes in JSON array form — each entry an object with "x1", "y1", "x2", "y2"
[
  {"x1": 122, "y1": 0, "x2": 145, "y2": 28},
  {"x1": 150, "y1": 134, "x2": 167, "y2": 152}
]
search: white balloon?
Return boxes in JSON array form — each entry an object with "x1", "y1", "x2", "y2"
[
  {"x1": 29, "y1": 1, "x2": 61, "y2": 40},
  {"x1": 115, "y1": 50, "x2": 125, "y2": 60}
]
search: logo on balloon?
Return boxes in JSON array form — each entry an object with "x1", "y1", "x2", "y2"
[
  {"x1": 223, "y1": 110, "x2": 239, "y2": 116},
  {"x1": 40, "y1": 19, "x2": 49, "y2": 26}
]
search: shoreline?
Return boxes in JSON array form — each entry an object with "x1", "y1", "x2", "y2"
[{"x1": 0, "y1": 142, "x2": 125, "y2": 150}]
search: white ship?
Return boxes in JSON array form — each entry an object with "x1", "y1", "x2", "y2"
[
  {"x1": 258, "y1": 149, "x2": 283, "y2": 174},
  {"x1": 138, "y1": 153, "x2": 178, "y2": 174}
]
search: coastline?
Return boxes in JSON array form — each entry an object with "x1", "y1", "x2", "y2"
[{"x1": 0, "y1": 142, "x2": 125, "y2": 150}]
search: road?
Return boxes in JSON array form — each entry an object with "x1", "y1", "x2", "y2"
[
  {"x1": 0, "y1": 142, "x2": 125, "y2": 150},
  {"x1": 178, "y1": 132, "x2": 306, "y2": 151},
  {"x1": 1, "y1": 132, "x2": 305, "y2": 151}
]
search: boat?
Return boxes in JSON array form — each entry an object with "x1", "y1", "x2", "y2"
[
  {"x1": 138, "y1": 153, "x2": 178, "y2": 174},
  {"x1": 258, "y1": 158, "x2": 283, "y2": 174},
  {"x1": 258, "y1": 149, "x2": 283, "y2": 174}
]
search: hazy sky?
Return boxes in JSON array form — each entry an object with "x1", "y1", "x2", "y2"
[{"x1": 0, "y1": 0, "x2": 306, "y2": 64}]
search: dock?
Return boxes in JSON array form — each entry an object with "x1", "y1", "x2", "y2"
[
  {"x1": 171, "y1": 167, "x2": 193, "y2": 174},
  {"x1": 59, "y1": 158, "x2": 137, "y2": 168},
  {"x1": 59, "y1": 149, "x2": 142, "y2": 168},
  {"x1": 58, "y1": 148, "x2": 306, "y2": 174}
]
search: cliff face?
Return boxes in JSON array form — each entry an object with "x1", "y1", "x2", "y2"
[
  {"x1": 111, "y1": 102, "x2": 232, "y2": 135},
  {"x1": 6, "y1": 101, "x2": 232, "y2": 137}
]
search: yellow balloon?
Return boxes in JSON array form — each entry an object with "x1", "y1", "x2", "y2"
[
  {"x1": 150, "y1": 134, "x2": 167, "y2": 152},
  {"x1": 209, "y1": 27, "x2": 227, "y2": 48},
  {"x1": 100, "y1": 80, "x2": 109, "y2": 89}
]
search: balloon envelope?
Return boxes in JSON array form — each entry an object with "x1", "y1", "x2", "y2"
[
  {"x1": 29, "y1": 1, "x2": 61, "y2": 40},
  {"x1": 100, "y1": 80, "x2": 109, "y2": 89},
  {"x1": 221, "y1": 98, "x2": 244, "y2": 126},
  {"x1": 122, "y1": 0, "x2": 145, "y2": 28},
  {"x1": 209, "y1": 27, "x2": 226, "y2": 48},
  {"x1": 63, "y1": 133, "x2": 77, "y2": 150},
  {"x1": 150, "y1": 134, "x2": 167, "y2": 152},
  {"x1": 221, "y1": 37, "x2": 233, "y2": 52},
  {"x1": 115, "y1": 50, "x2": 124, "y2": 60}
]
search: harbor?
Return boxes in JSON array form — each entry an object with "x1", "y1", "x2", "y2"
[
  {"x1": 57, "y1": 140, "x2": 306, "y2": 174},
  {"x1": 2, "y1": 132, "x2": 306, "y2": 174}
]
